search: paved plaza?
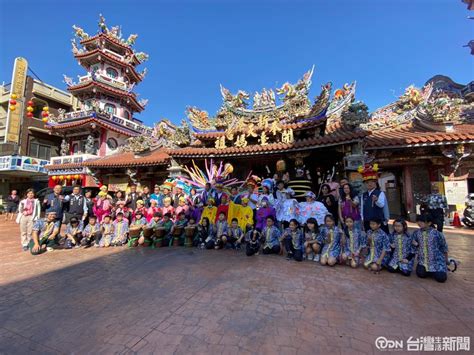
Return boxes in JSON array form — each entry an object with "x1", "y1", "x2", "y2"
[{"x1": 0, "y1": 220, "x2": 473, "y2": 354}]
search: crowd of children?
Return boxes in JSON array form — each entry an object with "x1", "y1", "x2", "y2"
[{"x1": 24, "y1": 167, "x2": 452, "y2": 283}]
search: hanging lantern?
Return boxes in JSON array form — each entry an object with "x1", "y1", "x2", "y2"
[
  {"x1": 43, "y1": 106, "x2": 49, "y2": 112},
  {"x1": 42, "y1": 117, "x2": 48, "y2": 122},
  {"x1": 27, "y1": 100, "x2": 34, "y2": 106},
  {"x1": 27, "y1": 112, "x2": 33, "y2": 118},
  {"x1": 66, "y1": 175, "x2": 72, "y2": 180},
  {"x1": 74, "y1": 174, "x2": 80, "y2": 179},
  {"x1": 51, "y1": 175, "x2": 57, "y2": 181},
  {"x1": 42, "y1": 111, "x2": 49, "y2": 117},
  {"x1": 9, "y1": 99, "x2": 16, "y2": 105},
  {"x1": 26, "y1": 106, "x2": 34, "y2": 112},
  {"x1": 59, "y1": 175, "x2": 64, "y2": 180},
  {"x1": 9, "y1": 105, "x2": 16, "y2": 111},
  {"x1": 11, "y1": 94, "x2": 17, "y2": 99}
]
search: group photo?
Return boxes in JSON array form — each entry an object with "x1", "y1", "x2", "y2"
[{"x1": 0, "y1": 0, "x2": 472, "y2": 354}]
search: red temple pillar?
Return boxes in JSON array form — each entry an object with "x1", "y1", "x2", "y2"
[{"x1": 403, "y1": 165, "x2": 414, "y2": 220}]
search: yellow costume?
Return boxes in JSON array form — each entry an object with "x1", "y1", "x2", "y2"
[
  {"x1": 200, "y1": 206, "x2": 217, "y2": 224},
  {"x1": 238, "y1": 205, "x2": 254, "y2": 230},
  {"x1": 227, "y1": 201, "x2": 241, "y2": 224}
]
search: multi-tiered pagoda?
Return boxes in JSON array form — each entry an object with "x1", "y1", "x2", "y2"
[{"x1": 45, "y1": 15, "x2": 151, "y2": 187}]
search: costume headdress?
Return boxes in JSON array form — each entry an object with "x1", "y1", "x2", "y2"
[{"x1": 357, "y1": 163, "x2": 379, "y2": 181}]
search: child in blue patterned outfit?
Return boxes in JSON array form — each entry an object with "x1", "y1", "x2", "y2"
[
  {"x1": 316, "y1": 214, "x2": 343, "y2": 266},
  {"x1": 412, "y1": 214, "x2": 449, "y2": 283},
  {"x1": 281, "y1": 219, "x2": 305, "y2": 261},
  {"x1": 387, "y1": 219, "x2": 415, "y2": 276},
  {"x1": 364, "y1": 218, "x2": 391, "y2": 273},
  {"x1": 261, "y1": 216, "x2": 281, "y2": 255},
  {"x1": 341, "y1": 216, "x2": 366, "y2": 268}
]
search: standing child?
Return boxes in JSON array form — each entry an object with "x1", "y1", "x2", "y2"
[
  {"x1": 213, "y1": 212, "x2": 229, "y2": 249},
  {"x1": 227, "y1": 218, "x2": 244, "y2": 249},
  {"x1": 316, "y1": 215, "x2": 343, "y2": 266},
  {"x1": 281, "y1": 219, "x2": 305, "y2": 261},
  {"x1": 99, "y1": 215, "x2": 114, "y2": 247},
  {"x1": 238, "y1": 198, "x2": 254, "y2": 232},
  {"x1": 303, "y1": 217, "x2": 320, "y2": 261},
  {"x1": 261, "y1": 216, "x2": 281, "y2": 255},
  {"x1": 341, "y1": 216, "x2": 366, "y2": 268},
  {"x1": 276, "y1": 188, "x2": 299, "y2": 230},
  {"x1": 245, "y1": 226, "x2": 261, "y2": 256},
  {"x1": 82, "y1": 215, "x2": 101, "y2": 247},
  {"x1": 412, "y1": 214, "x2": 449, "y2": 283},
  {"x1": 386, "y1": 219, "x2": 414, "y2": 276},
  {"x1": 112, "y1": 212, "x2": 130, "y2": 246},
  {"x1": 363, "y1": 218, "x2": 391, "y2": 273},
  {"x1": 64, "y1": 217, "x2": 83, "y2": 249}
]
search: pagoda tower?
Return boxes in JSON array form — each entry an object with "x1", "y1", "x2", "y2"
[{"x1": 45, "y1": 14, "x2": 152, "y2": 187}]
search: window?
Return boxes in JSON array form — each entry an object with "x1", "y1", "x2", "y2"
[
  {"x1": 124, "y1": 110, "x2": 130, "y2": 119},
  {"x1": 106, "y1": 67, "x2": 118, "y2": 79},
  {"x1": 106, "y1": 138, "x2": 118, "y2": 150},
  {"x1": 104, "y1": 103, "x2": 116, "y2": 115},
  {"x1": 72, "y1": 143, "x2": 80, "y2": 153},
  {"x1": 29, "y1": 142, "x2": 51, "y2": 160}
]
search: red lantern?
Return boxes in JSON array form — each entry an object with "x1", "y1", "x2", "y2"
[
  {"x1": 27, "y1": 100, "x2": 34, "y2": 106},
  {"x1": 27, "y1": 112, "x2": 33, "y2": 118},
  {"x1": 66, "y1": 175, "x2": 72, "y2": 180},
  {"x1": 9, "y1": 99, "x2": 16, "y2": 105},
  {"x1": 42, "y1": 111, "x2": 49, "y2": 118}
]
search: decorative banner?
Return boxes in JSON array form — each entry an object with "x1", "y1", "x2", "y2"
[
  {"x1": 5, "y1": 57, "x2": 28, "y2": 144},
  {"x1": 444, "y1": 180, "x2": 468, "y2": 206}
]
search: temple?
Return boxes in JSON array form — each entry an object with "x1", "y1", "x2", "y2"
[
  {"x1": 45, "y1": 14, "x2": 151, "y2": 187},
  {"x1": 42, "y1": 15, "x2": 474, "y2": 222}
]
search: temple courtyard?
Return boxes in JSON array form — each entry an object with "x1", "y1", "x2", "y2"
[{"x1": 0, "y1": 220, "x2": 473, "y2": 354}]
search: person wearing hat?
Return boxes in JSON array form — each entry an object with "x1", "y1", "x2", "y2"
[
  {"x1": 238, "y1": 198, "x2": 254, "y2": 232},
  {"x1": 113, "y1": 200, "x2": 131, "y2": 222},
  {"x1": 359, "y1": 164, "x2": 389, "y2": 233},
  {"x1": 256, "y1": 196, "x2": 276, "y2": 231},
  {"x1": 133, "y1": 200, "x2": 148, "y2": 222},
  {"x1": 112, "y1": 211, "x2": 130, "y2": 246},
  {"x1": 298, "y1": 191, "x2": 328, "y2": 227},
  {"x1": 258, "y1": 179, "x2": 275, "y2": 207},
  {"x1": 160, "y1": 182, "x2": 174, "y2": 207},
  {"x1": 200, "y1": 198, "x2": 217, "y2": 225},
  {"x1": 175, "y1": 196, "x2": 190, "y2": 220},
  {"x1": 161, "y1": 197, "x2": 175, "y2": 221},
  {"x1": 93, "y1": 190, "x2": 113, "y2": 223},
  {"x1": 276, "y1": 188, "x2": 299, "y2": 230},
  {"x1": 146, "y1": 199, "x2": 161, "y2": 222}
]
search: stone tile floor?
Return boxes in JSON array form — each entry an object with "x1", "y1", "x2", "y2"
[{"x1": 0, "y1": 220, "x2": 473, "y2": 354}]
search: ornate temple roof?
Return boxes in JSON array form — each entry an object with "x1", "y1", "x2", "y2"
[
  {"x1": 84, "y1": 149, "x2": 170, "y2": 168},
  {"x1": 47, "y1": 117, "x2": 143, "y2": 137}
]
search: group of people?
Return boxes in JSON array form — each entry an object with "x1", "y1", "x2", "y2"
[{"x1": 11, "y1": 165, "x2": 451, "y2": 283}]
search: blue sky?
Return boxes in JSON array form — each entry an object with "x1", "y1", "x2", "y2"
[{"x1": 1, "y1": 0, "x2": 472, "y2": 126}]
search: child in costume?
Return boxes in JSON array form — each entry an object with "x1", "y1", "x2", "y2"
[
  {"x1": 298, "y1": 191, "x2": 328, "y2": 227},
  {"x1": 281, "y1": 219, "x2": 305, "y2": 261},
  {"x1": 146, "y1": 199, "x2": 161, "y2": 222},
  {"x1": 112, "y1": 212, "x2": 130, "y2": 246},
  {"x1": 130, "y1": 211, "x2": 148, "y2": 247},
  {"x1": 316, "y1": 214, "x2": 343, "y2": 266},
  {"x1": 303, "y1": 217, "x2": 320, "y2": 261},
  {"x1": 387, "y1": 219, "x2": 414, "y2": 276},
  {"x1": 133, "y1": 200, "x2": 148, "y2": 221},
  {"x1": 82, "y1": 215, "x2": 101, "y2": 247},
  {"x1": 175, "y1": 197, "x2": 190, "y2": 219},
  {"x1": 200, "y1": 198, "x2": 217, "y2": 224},
  {"x1": 170, "y1": 211, "x2": 188, "y2": 246},
  {"x1": 99, "y1": 215, "x2": 114, "y2": 247},
  {"x1": 215, "y1": 194, "x2": 230, "y2": 223},
  {"x1": 213, "y1": 212, "x2": 229, "y2": 249},
  {"x1": 146, "y1": 212, "x2": 162, "y2": 247},
  {"x1": 363, "y1": 218, "x2": 391, "y2": 273},
  {"x1": 160, "y1": 213, "x2": 174, "y2": 247},
  {"x1": 256, "y1": 196, "x2": 276, "y2": 231},
  {"x1": 113, "y1": 200, "x2": 131, "y2": 222},
  {"x1": 276, "y1": 188, "x2": 299, "y2": 229},
  {"x1": 245, "y1": 226, "x2": 261, "y2": 257},
  {"x1": 341, "y1": 216, "x2": 366, "y2": 268},
  {"x1": 238, "y1": 197, "x2": 254, "y2": 232},
  {"x1": 227, "y1": 217, "x2": 244, "y2": 249},
  {"x1": 29, "y1": 211, "x2": 60, "y2": 255},
  {"x1": 161, "y1": 197, "x2": 175, "y2": 221},
  {"x1": 261, "y1": 216, "x2": 281, "y2": 255},
  {"x1": 412, "y1": 214, "x2": 449, "y2": 283}
]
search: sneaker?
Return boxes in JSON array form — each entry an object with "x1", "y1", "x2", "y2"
[
  {"x1": 46, "y1": 247, "x2": 54, "y2": 252},
  {"x1": 307, "y1": 254, "x2": 314, "y2": 261},
  {"x1": 22, "y1": 246, "x2": 28, "y2": 252},
  {"x1": 286, "y1": 253, "x2": 293, "y2": 260},
  {"x1": 314, "y1": 254, "x2": 320, "y2": 262},
  {"x1": 303, "y1": 253, "x2": 307, "y2": 260}
]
